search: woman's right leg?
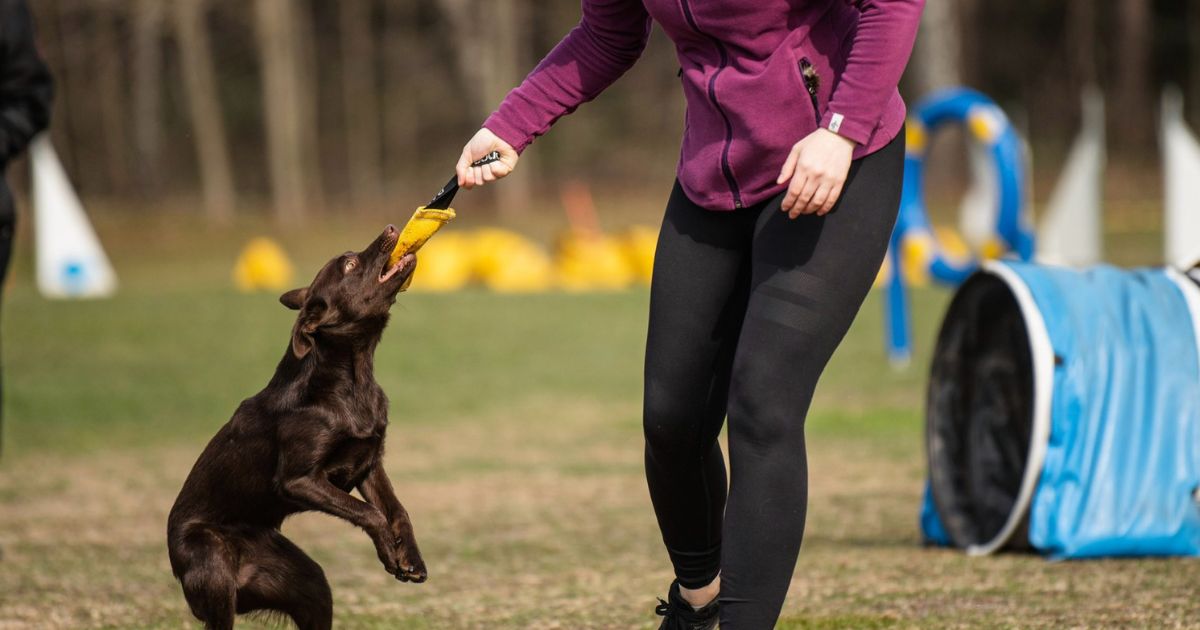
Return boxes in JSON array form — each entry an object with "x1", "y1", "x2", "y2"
[{"x1": 643, "y1": 181, "x2": 755, "y2": 590}]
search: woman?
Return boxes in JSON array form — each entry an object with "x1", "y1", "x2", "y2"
[{"x1": 456, "y1": 1, "x2": 923, "y2": 626}]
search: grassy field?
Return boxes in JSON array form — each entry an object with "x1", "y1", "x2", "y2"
[{"x1": 0, "y1": 210, "x2": 1196, "y2": 629}]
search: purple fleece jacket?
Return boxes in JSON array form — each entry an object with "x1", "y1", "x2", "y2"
[{"x1": 483, "y1": 0, "x2": 924, "y2": 210}]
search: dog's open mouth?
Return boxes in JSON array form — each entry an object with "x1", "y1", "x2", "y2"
[{"x1": 379, "y1": 253, "x2": 415, "y2": 283}]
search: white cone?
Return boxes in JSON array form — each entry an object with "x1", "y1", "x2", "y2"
[
  {"x1": 1162, "y1": 87, "x2": 1200, "y2": 269},
  {"x1": 31, "y1": 135, "x2": 117, "y2": 298},
  {"x1": 1037, "y1": 87, "x2": 1105, "y2": 267}
]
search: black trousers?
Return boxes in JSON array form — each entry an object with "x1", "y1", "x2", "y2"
[{"x1": 643, "y1": 131, "x2": 904, "y2": 628}]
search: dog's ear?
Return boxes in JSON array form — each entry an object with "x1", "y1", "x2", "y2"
[
  {"x1": 290, "y1": 297, "x2": 332, "y2": 359},
  {"x1": 280, "y1": 287, "x2": 308, "y2": 310}
]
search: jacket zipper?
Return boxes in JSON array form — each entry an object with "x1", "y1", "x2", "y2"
[
  {"x1": 799, "y1": 57, "x2": 822, "y2": 125},
  {"x1": 678, "y1": 0, "x2": 743, "y2": 209}
]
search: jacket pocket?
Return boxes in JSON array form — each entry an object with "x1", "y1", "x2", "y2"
[{"x1": 797, "y1": 57, "x2": 822, "y2": 126}]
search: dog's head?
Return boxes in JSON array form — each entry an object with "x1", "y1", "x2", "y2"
[{"x1": 278, "y1": 225, "x2": 416, "y2": 359}]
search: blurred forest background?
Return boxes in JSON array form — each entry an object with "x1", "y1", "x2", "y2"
[{"x1": 16, "y1": 0, "x2": 1200, "y2": 223}]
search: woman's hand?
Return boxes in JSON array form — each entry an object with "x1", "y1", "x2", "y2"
[
  {"x1": 776, "y1": 129, "x2": 857, "y2": 219},
  {"x1": 456, "y1": 128, "x2": 519, "y2": 190}
]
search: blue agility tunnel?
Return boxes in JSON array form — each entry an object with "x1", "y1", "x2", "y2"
[{"x1": 920, "y1": 261, "x2": 1200, "y2": 558}]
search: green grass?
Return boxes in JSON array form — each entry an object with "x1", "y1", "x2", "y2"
[{"x1": 0, "y1": 212, "x2": 1196, "y2": 628}]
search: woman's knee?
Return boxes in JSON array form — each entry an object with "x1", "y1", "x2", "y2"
[
  {"x1": 725, "y1": 374, "x2": 810, "y2": 452},
  {"x1": 643, "y1": 396, "x2": 688, "y2": 455},
  {"x1": 642, "y1": 380, "x2": 709, "y2": 456}
]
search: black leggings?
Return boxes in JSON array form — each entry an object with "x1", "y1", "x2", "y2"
[{"x1": 643, "y1": 131, "x2": 904, "y2": 628}]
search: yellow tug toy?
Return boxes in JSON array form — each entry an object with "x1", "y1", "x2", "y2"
[
  {"x1": 388, "y1": 207, "x2": 456, "y2": 267},
  {"x1": 387, "y1": 151, "x2": 501, "y2": 271}
]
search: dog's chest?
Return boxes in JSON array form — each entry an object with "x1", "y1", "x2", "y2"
[
  {"x1": 320, "y1": 385, "x2": 389, "y2": 491},
  {"x1": 325, "y1": 427, "x2": 385, "y2": 491}
]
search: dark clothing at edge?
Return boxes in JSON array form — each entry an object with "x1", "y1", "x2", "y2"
[{"x1": 0, "y1": 0, "x2": 54, "y2": 453}]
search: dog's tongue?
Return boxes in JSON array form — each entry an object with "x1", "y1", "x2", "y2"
[
  {"x1": 380, "y1": 254, "x2": 413, "y2": 283},
  {"x1": 380, "y1": 261, "x2": 402, "y2": 282}
]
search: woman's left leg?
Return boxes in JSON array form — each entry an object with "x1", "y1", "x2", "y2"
[{"x1": 717, "y1": 131, "x2": 905, "y2": 627}]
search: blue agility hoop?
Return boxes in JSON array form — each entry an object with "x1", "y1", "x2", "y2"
[{"x1": 885, "y1": 88, "x2": 1034, "y2": 364}]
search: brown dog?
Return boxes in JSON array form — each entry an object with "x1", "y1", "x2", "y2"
[{"x1": 168, "y1": 225, "x2": 426, "y2": 630}]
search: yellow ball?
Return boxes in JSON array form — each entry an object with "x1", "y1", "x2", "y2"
[
  {"x1": 471, "y1": 228, "x2": 524, "y2": 277},
  {"x1": 555, "y1": 231, "x2": 636, "y2": 292},
  {"x1": 622, "y1": 225, "x2": 657, "y2": 285},
  {"x1": 233, "y1": 237, "x2": 294, "y2": 292},
  {"x1": 486, "y1": 245, "x2": 556, "y2": 293},
  {"x1": 470, "y1": 228, "x2": 555, "y2": 293},
  {"x1": 405, "y1": 232, "x2": 473, "y2": 292}
]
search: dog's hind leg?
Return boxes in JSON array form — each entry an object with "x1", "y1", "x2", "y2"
[
  {"x1": 234, "y1": 529, "x2": 333, "y2": 630},
  {"x1": 174, "y1": 527, "x2": 238, "y2": 630}
]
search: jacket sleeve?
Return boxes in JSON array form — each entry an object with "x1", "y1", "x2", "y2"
[
  {"x1": 0, "y1": 0, "x2": 54, "y2": 164},
  {"x1": 482, "y1": 0, "x2": 652, "y2": 153},
  {"x1": 821, "y1": 0, "x2": 923, "y2": 145}
]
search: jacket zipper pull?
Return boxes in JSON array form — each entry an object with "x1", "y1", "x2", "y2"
[{"x1": 799, "y1": 57, "x2": 822, "y2": 125}]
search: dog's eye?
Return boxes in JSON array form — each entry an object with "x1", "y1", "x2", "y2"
[{"x1": 343, "y1": 259, "x2": 358, "y2": 273}]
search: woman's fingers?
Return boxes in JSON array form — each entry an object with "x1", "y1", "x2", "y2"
[
  {"x1": 456, "y1": 149, "x2": 473, "y2": 188},
  {"x1": 458, "y1": 127, "x2": 519, "y2": 189},
  {"x1": 790, "y1": 177, "x2": 820, "y2": 218},
  {"x1": 807, "y1": 183, "x2": 832, "y2": 216},
  {"x1": 782, "y1": 174, "x2": 807, "y2": 214},
  {"x1": 784, "y1": 165, "x2": 847, "y2": 218},
  {"x1": 818, "y1": 182, "x2": 843, "y2": 216},
  {"x1": 777, "y1": 145, "x2": 800, "y2": 185},
  {"x1": 777, "y1": 128, "x2": 857, "y2": 217}
]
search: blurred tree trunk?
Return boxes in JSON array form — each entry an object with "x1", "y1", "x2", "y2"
[
  {"x1": 1190, "y1": 0, "x2": 1200, "y2": 123},
  {"x1": 94, "y1": 6, "x2": 131, "y2": 196},
  {"x1": 912, "y1": 0, "x2": 961, "y2": 96},
  {"x1": 911, "y1": 0, "x2": 964, "y2": 190},
  {"x1": 1112, "y1": 0, "x2": 1153, "y2": 153},
  {"x1": 173, "y1": 0, "x2": 236, "y2": 223},
  {"x1": 40, "y1": 0, "x2": 79, "y2": 181},
  {"x1": 340, "y1": 0, "x2": 383, "y2": 207},
  {"x1": 1067, "y1": 0, "x2": 1097, "y2": 88},
  {"x1": 59, "y1": 5, "x2": 98, "y2": 192},
  {"x1": 293, "y1": 2, "x2": 324, "y2": 212},
  {"x1": 132, "y1": 0, "x2": 165, "y2": 197},
  {"x1": 436, "y1": 0, "x2": 485, "y2": 123},
  {"x1": 485, "y1": 0, "x2": 532, "y2": 217},
  {"x1": 382, "y1": 0, "x2": 420, "y2": 192},
  {"x1": 255, "y1": 0, "x2": 307, "y2": 222},
  {"x1": 437, "y1": 0, "x2": 531, "y2": 216}
]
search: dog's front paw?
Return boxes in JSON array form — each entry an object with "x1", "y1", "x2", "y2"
[
  {"x1": 394, "y1": 540, "x2": 427, "y2": 584},
  {"x1": 374, "y1": 538, "x2": 404, "y2": 576}
]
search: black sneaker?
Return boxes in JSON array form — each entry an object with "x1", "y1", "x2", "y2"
[{"x1": 654, "y1": 580, "x2": 719, "y2": 630}]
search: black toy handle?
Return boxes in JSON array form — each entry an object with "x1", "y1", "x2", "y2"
[{"x1": 426, "y1": 151, "x2": 503, "y2": 210}]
